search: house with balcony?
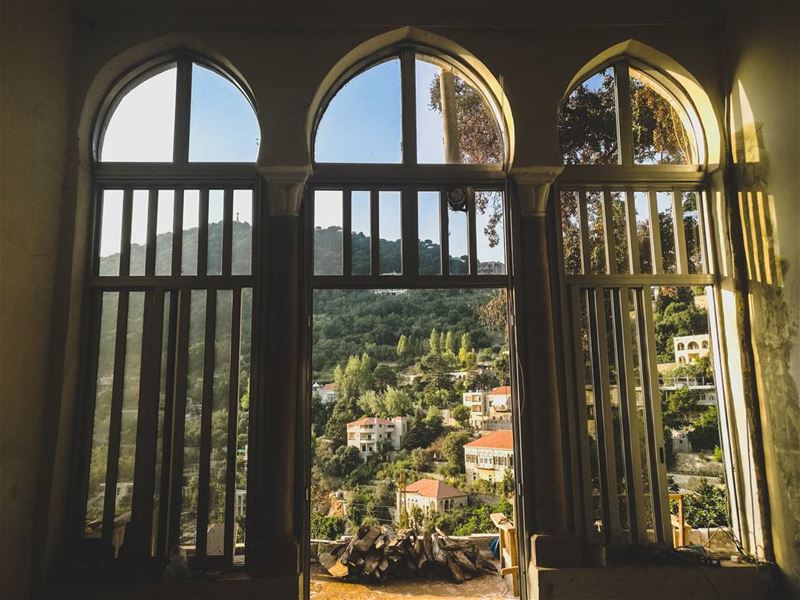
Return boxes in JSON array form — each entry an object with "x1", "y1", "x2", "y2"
[
  {"x1": 464, "y1": 430, "x2": 514, "y2": 484},
  {"x1": 397, "y1": 478, "x2": 468, "y2": 516},
  {"x1": 346, "y1": 416, "x2": 407, "y2": 460}
]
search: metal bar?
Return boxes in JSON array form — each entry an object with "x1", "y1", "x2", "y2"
[
  {"x1": 102, "y1": 291, "x2": 130, "y2": 542},
  {"x1": 624, "y1": 189, "x2": 640, "y2": 275},
  {"x1": 578, "y1": 190, "x2": 592, "y2": 274},
  {"x1": 198, "y1": 188, "x2": 209, "y2": 276},
  {"x1": 93, "y1": 163, "x2": 259, "y2": 184},
  {"x1": 172, "y1": 189, "x2": 184, "y2": 277},
  {"x1": 563, "y1": 274, "x2": 714, "y2": 287},
  {"x1": 401, "y1": 185, "x2": 416, "y2": 277},
  {"x1": 343, "y1": 189, "x2": 352, "y2": 277},
  {"x1": 672, "y1": 189, "x2": 689, "y2": 275},
  {"x1": 647, "y1": 190, "x2": 663, "y2": 275},
  {"x1": 588, "y1": 288, "x2": 621, "y2": 544},
  {"x1": 370, "y1": 189, "x2": 379, "y2": 276},
  {"x1": 166, "y1": 290, "x2": 191, "y2": 550},
  {"x1": 400, "y1": 49, "x2": 417, "y2": 166},
  {"x1": 440, "y1": 191, "x2": 450, "y2": 276},
  {"x1": 698, "y1": 191, "x2": 711, "y2": 275},
  {"x1": 89, "y1": 275, "x2": 254, "y2": 289},
  {"x1": 173, "y1": 58, "x2": 192, "y2": 164},
  {"x1": 223, "y1": 188, "x2": 234, "y2": 277},
  {"x1": 638, "y1": 286, "x2": 672, "y2": 545},
  {"x1": 614, "y1": 63, "x2": 634, "y2": 167},
  {"x1": 91, "y1": 187, "x2": 104, "y2": 277},
  {"x1": 310, "y1": 275, "x2": 508, "y2": 289},
  {"x1": 468, "y1": 192, "x2": 479, "y2": 275},
  {"x1": 120, "y1": 189, "x2": 133, "y2": 277},
  {"x1": 557, "y1": 165, "x2": 706, "y2": 186},
  {"x1": 146, "y1": 188, "x2": 158, "y2": 276},
  {"x1": 224, "y1": 288, "x2": 242, "y2": 564},
  {"x1": 309, "y1": 163, "x2": 505, "y2": 184},
  {"x1": 602, "y1": 189, "x2": 616, "y2": 275},
  {"x1": 196, "y1": 290, "x2": 217, "y2": 558}
]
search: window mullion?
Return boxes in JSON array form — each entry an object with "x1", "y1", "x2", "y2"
[
  {"x1": 174, "y1": 58, "x2": 193, "y2": 164},
  {"x1": 624, "y1": 188, "x2": 641, "y2": 275},
  {"x1": 223, "y1": 288, "x2": 242, "y2": 564},
  {"x1": 578, "y1": 190, "x2": 592, "y2": 274},
  {"x1": 601, "y1": 189, "x2": 616, "y2": 275},
  {"x1": 614, "y1": 63, "x2": 634, "y2": 167},
  {"x1": 647, "y1": 190, "x2": 663, "y2": 275},
  {"x1": 672, "y1": 189, "x2": 689, "y2": 274},
  {"x1": 439, "y1": 191, "x2": 450, "y2": 276},
  {"x1": 402, "y1": 185, "x2": 417, "y2": 277},
  {"x1": 196, "y1": 289, "x2": 217, "y2": 559},
  {"x1": 400, "y1": 49, "x2": 417, "y2": 166},
  {"x1": 343, "y1": 188, "x2": 352, "y2": 277}
]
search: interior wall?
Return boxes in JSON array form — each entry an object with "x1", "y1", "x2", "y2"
[
  {"x1": 0, "y1": 3, "x2": 75, "y2": 598},
  {"x1": 723, "y1": 1, "x2": 800, "y2": 593}
]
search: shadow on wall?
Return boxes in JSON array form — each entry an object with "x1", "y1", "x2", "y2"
[{"x1": 729, "y1": 79, "x2": 800, "y2": 587}]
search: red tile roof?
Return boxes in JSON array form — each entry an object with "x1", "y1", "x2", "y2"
[
  {"x1": 321, "y1": 383, "x2": 336, "y2": 392},
  {"x1": 405, "y1": 478, "x2": 466, "y2": 499},
  {"x1": 347, "y1": 417, "x2": 394, "y2": 427},
  {"x1": 489, "y1": 386, "x2": 511, "y2": 395},
  {"x1": 463, "y1": 430, "x2": 513, "y2": 450}
]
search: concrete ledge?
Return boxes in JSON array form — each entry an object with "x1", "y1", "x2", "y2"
[{"x1": 530, "y1": 563, "x2": 777, "y2": 600}]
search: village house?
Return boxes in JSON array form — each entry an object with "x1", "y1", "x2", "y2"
[
  {"x1": 397, "y1": 478, "x2": 468, "y2": 516},
  {"x1": 464, "y1": 430, "x2": 514, "y2": 484},
  {"x1": 346, "y1": 416, "x2": 407, "y2": 460},
  {"x1": 674, "y1": 334, "x2": 711, "y2": 365}
]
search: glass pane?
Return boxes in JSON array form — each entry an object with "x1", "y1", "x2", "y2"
[
  {"x1": 101, "y1": 65, "x2": 176, "y2": 162},
  {"x1": 99, "y1": 190, "x2": 124, "y2": 276},
  {"x1": 232, "y1": 190, "x2": 253, "y2": 275},
  {"x1": 207, "y1": 190, "x2": 224, "y2": 276},
  {"x1": 234, "y1": 288, "x2": 252, "y2": 565},
  {"x1": 559, "y1": 67, "x2": 619, "y2": 165},
  {"x1": 657, "y1": 191, "x2": 677, "y2": 273},
  {"x1": 189, "y1": 63, "x2": 260, "y2": 162},
  {"x1": 417, "y1": 191, "x2": 441, "y2": 276},
  {"x1": 208, "y1": 290, "x2": 232, "y2": 555},
  {"x1": 379, "y1": 191, "x2": 402, "y2": 275},
  {"x1": 114, "y1": 291, "x2": 145, "y2": 555},
  {"x1": 315, "y1": 59, "x2": 402, "y2": 163},
  {"x1": 607, "y1": 192, "x2": 629, "y2": 274},
  {"x1": 182, "y1": 190, "x2": 200, "y2": 276},
  {"x1": 560, "y1": 191, "x2": 582, "y2": 274},
  {"x1": 155, "y1": 190, "x2": 175, "y2": 276},
  {"x1": 351, "y1": 191, "x2": 371, "y2": 276},
  {"x1": 631, "y1": 68, "x2": 696, "y2": 165},
  {"x1": 476, "y1": 191, "x2": 506, "y2": 274},
  {"x1": 634, "y1": 192, "x2": 652, "y2": 274},
  {"x1": 314, "y1": 190, "x2": 343, "y2": 275},
  {"x1": 152, "y1": 291, "x2": 172, "y2": 555},
  {"x1": 415, "y1": 55, "x2": 502, "y2": 164},
  {"x1": 682, "y1": 192, "x2": 704, "y2": 274},
  {"x1": 181, "y1": 290, "x2": 207, "y2": 552},
  {"x1": 586, "y1": 191, "x2": 607, "y2": 274},
  {"x1": 84, "y1": 292, "x2": 119, "y2": 537},
  {"x1": 448, "y1": 204, "x2": 469, "y2": 275},
  {"x1": 130, "y1": 190, "x2": 149, "y2": 276}
]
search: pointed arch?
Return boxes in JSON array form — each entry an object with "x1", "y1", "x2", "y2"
[
  {"x1": 561, "y1": 39, "x2": 721, "y2": 165},
  {"x1": 307, "y1": 27, "x2": 515, "y2": 167}
]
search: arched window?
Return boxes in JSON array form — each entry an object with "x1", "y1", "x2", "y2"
[
  {"x1": 555, "y1": 54, "x2": 726, "y2": 551},
  {"x1": 82, "y1": 54, "x2": 258, "y2": 568},
  {"x1": 702, "y1": 340, "x2": 709, "y2": 349},
  {"x1": 688, "y1": 341, "x2": 699, "y2": 350}
]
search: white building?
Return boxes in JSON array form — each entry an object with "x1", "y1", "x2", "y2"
[
  {"x1": 318, "y1": 382, "x2": 337, "y2": 403},
  {"x1": 397, "y1": 478, "x2": 468, "y2": 515},
  {"x1": 487, "y1": 385, "x2": 512, "y2": 413},
  {"x1": 674, "y1": 334, "x2": 711, "y2": 365},
  {"x1": 463, "y1": 386, "x2": 513, "y2": 429},
  {"x1": 346, "y1": 416, "x2": 407, "y2": 460},
  {"x1": 464, "y1": 430, "x2": 514, "y2": 484},
  {"x1": 463, "y1": 391, "x2": 488, "y2": 427}
]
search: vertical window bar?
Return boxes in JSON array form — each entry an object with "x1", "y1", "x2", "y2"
[
  {"x1": 91, "y1": 188, "x2": 104, "y2": 276},
  {"x1": 614, "y1": 288, "x2": 647, "y2": 544},
  {"x1": 624, "y1": 189, "x2": 640, "y2": 275},
  {"x1": 224, "y1": 288, "x2": 242, "y2": 564},
  {"x1": 601, "y1": 189, "x2": 617, "y2": 275},
  {"x1": 120, "y1": 189, "x2": 133, "y2": 277},
  {"x1": 172, "y1": 189, "x2": 184, "y2": 277},
  {"x1": 468, "y1": 192, "x2": 479, "y2": 275},
  {"x1": 173, "y1": 58, "x2": 192, "y2": 164},
  {"x1": 196, "y1": 290, "x2": 218, "y2": 558},
  {"x1": 699, "y1": 191, "x2": 712, "y2": 275},
  {"x1": 614, "y1": 63, "x2": 634, "y2": 167},
  {"x1": 370, "y1": 189, "x2": 379, "y2": 277},
  {"x1": 401, "y1": 186, "x2": 417, "y2": 278},
  {"x1": 145, "y1": 188, "x2": 158, "y2": 276},
  {"x1": 647, "y1": 190, "x2": 662, "y2": 275},
  {"x1": 400, "y1": 49, "x2": 417, "y2": 166},
  {"x1": 672, "y1": 189, "x2": 689, "y2": 274},
  {"x1": 343, "y1": 189, "x2": 352, "y2": 277},
  {"x1": 166, "y1": 290, "x2": 191, "y2": 549},
  {"x1": 439, "y1": 191, "x2": 450, "y2": 276},
  {"x1": 587, "y1": 287, "x2": 621, "y2": 543},
  {"x1": 102, "y1": 291, "x2": 130, "y2": 542},
  {"x1": 198, "y1": 188, "x2": 209, "y2": 276},
  {"x1": 578, "y1": 190, "x2": 592, "y2": 274},
  {"x1": 223, "y1": 189, "x2": 234, "y2": 277},
  {"x1": 637, "y1": 286, "x2": 671, "y2": 545}
]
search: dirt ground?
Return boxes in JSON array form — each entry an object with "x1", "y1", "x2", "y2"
[{"x1": 309, "y1": 566, "x2": 515, "y2": 600}]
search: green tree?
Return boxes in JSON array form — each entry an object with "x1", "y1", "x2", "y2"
[
  {"x1": 458, "y1": 332, "x2": 473, "y2": 366},
  {"x1": 442, "y1": 430, "x2": 472, "y2": 473},
  {"x1": 325, "y1": 445, "x2": 362, "y2": 479},
  {"x1": 444, "y1": 331, "x2": 456, "y2": 355},
  {"x1": 372, "y1": 363, "x2": 398, "y2": 390},
  {"x1": 688, "y1": 406, "x2": 719, "y2": 451},
  {"x1": 396, "y1": 334, "x2": 410, "y2": 360},
  {"x1": 451, "y1": 403, "x2": 472, "y2": 429},
  {"x1": 679, "y1": 478, "x2": 728, "y2": 528},
  {"x1": 311, "y1": 512, "x2": 346, "y2": 540},
  {"x1": 429, "y1": 328, "x2": 441, "y2": 354},
  {"x1": 662, "y1": 386, "x2": 702, "y2": 429}
]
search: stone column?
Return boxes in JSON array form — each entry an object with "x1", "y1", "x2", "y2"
[
  {"x1": 510, "y1": 166, "x2": 579, "y2": 568},
  {"x1": 246, "y1": 166, "x2": 309, "y2": 583}
]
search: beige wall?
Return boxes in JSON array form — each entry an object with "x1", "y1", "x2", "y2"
[
  {"x1": 0, "y1": 3, "x2": 75, "y2": 597},
  {"x1": 0, "y1": 1, "x2": 798, "y2": 597},
  {"x1": 724, "y1": 2, "x2": 800, "y2": 594}
]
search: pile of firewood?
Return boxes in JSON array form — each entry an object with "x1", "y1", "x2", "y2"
[{"x1": 317, "y1": 525, "x2": 497, "y2": 583}]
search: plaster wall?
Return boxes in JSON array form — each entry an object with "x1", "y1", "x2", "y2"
[
  {"x1": 724, "y1": 2, "x2": 800, "y2": 594},
  {"x1": 0, "y1": 3, "x2": 75, "y2": 598}
]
